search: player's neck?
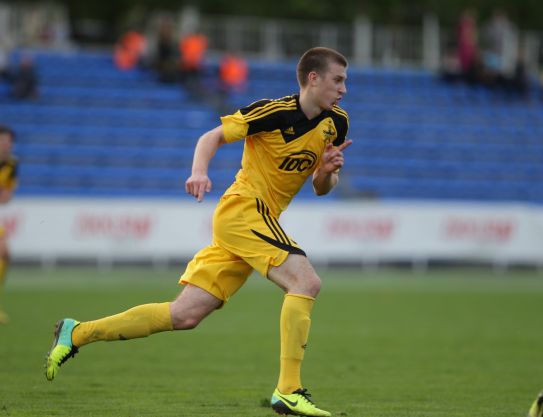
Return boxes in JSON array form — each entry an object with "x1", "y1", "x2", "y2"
[{"x1": 298, "y1": 91, "x2": 323, "y2": 120}]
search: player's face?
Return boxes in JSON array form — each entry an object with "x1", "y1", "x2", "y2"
[
  {"x1": 315, "y1": 62, "x2": 347, "y2": 110},
  {"x1": 0, "y1": 133, "x2": 13, "y2": 161}
]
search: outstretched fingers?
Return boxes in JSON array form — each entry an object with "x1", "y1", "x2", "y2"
[
  {"x1": 336, "y1": 139, "x2": 353, "y2": 152},
  {"x1": 185, "y1": 175, "x2": 212, "y2": 202}
]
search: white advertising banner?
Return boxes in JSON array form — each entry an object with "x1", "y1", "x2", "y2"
[{"x1": 1, "y1": 197, "x2": 543, "y2": 264}]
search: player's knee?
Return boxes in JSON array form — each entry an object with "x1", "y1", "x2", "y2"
[
  {"x1": 289, "y1": 273, "x2": 321, "y2": 298},
  {"x1": 305, "y1": 274, "x2": 322, "y2": 297}
]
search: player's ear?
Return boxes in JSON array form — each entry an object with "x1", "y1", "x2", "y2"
[{"x1": 307, "y1": 71, "x2": 319, "y2": 85}]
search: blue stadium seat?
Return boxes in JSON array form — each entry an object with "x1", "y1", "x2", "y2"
[{"x1": 2, "y1": 49, "x2": 543, "y2": 203}]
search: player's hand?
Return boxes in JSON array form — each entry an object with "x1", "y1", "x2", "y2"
[
  {"x1": 185, "y1": 173, "x2": 212, "y2": 202},
  {"x1": 321, "y1": 139, "x2": 353, "y2": 173}
]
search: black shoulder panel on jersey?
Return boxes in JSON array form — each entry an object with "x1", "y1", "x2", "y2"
[
  {"x1": 239, "y1": 95, "x2": 298, "y2": 136},
  {"x1": 240, "y1": 98, "x2": 274, "y2": 115},
  {"x1": 330, "y1": 106, "x2": 349, "y2": 146},
  {"x1": 239, "y1": 95, "x2": 296, "y2": 116}
]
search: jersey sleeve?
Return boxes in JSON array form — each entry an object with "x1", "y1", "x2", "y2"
[
  {"x1": 220, "y1": 111, "x2": 249, "y2": 143},
  {"x1": 220, "y1": 98, "x2": 284, "y2": 143}
]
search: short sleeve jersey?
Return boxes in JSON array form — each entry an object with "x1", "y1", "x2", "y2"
[
  {"x1": 221, "y1": 94, "x2": 349, "y2": 217},
  {"x1": 0, "y1": 157, "x2": 18, "y2": 192}
]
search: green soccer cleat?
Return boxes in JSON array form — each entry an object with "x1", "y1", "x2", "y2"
[
  {"x1": 45, "y1": 318, "x2": 80, "y2": 381},
  {"x1": 528, "y1": 391, "x2": 543, "y2": 417},
  {"x1": 271, "y1": 388, "x2": 331, "y2": 416}
]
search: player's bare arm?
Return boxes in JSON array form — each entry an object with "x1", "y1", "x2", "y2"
[
  {"x1": 185, "y1": 126, "x2": 227, "y2": 202},
  {"x1": 312, "y1": 139, "x2": 352, "y2": 196}
]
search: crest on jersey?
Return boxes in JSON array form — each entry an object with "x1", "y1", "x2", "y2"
[{"x1": 322, "y1": 121, "x2": 336, "y2": 144}]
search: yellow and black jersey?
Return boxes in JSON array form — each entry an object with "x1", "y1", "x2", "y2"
[
  {"x1": 221, "y1": 94, "x2": 349, "y2": 217},
  {"x1": 0, "y1": 157, "x2": 18, "y2": 192}
]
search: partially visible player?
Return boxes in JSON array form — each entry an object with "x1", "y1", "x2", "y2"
[
  {"x1": 528, "y1": 390, "x2": 543, "y2": 417},
  {"x1": 45, "y1": 47, "x2": 351, "y2": 417},
  {"x1": 0, "y1": 125, "x2": 18, "y2": 324}
]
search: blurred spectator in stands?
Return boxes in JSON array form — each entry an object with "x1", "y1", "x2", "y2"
[
  {"x1": 453, "y1": 7, "x2": 513, "y2": 94},
  {"x1": 479, "y1": 10, "x2": 529, "y2": 99},
  {"x1": 154, "y1": 17, "x2": 178, "y2": 83},
  {"x1": 114, "y1": 29, "x2": 148, "y2": 71},
  {"x1": 9, "y1": 54, "x2": 38, "y2": 100},
  {"x1": 178, "y1": 31, "x2": 208, "y2": 95},
  {"x1": 457, "y1": 8, "x2": 478, "y2": 72},
  {"x1": 215, "y1": 51, "x2": 249, "y2": 113},
  {"x1": 481, "y1": 9, "x2": 517, "y2": 77},
  {"x1": 219, "y1": 52, "x2": 248, "y2": 95},
  {"x1": 456, "y1": 8, "x2": 480, "y2": 84}
]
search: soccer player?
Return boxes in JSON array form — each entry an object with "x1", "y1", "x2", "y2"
[
  {"x1": 0, "y1": 125, "x2": 18, "y2": 324},
  {"x1": 45, "y1": 46, "x2": 351, "y2": 417}
]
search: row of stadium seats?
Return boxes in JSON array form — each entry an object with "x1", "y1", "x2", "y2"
[
  {"x1": 0, "y1": 103, "x2": 215, "y2": 128},
  {"x1": 2, "y1": 49, "x2": 542, "y2": 203}
]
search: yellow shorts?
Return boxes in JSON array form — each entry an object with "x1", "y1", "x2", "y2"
[{"x1": 179, "y1": 194, "x2": 305, "y2": 302}]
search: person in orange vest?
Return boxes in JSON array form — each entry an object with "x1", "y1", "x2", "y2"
[
  {"x1": 216, "y1": 52, "x2": 249, "y2": 113},
  {"x1": 114, "y1": 30, "x2": 147, "y2": 71},
  {"x1": 219, "y1": 52, "x2": 248, "y2": 94},
  {"x1": 178, "y1": 32, "x2": 208, "y2": 93}
]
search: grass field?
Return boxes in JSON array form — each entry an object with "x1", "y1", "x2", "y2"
[{"x1": 1, "y1": 266, "x2": 543, "y2": 417}]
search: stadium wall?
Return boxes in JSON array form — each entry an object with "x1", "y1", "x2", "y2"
[{"x1": 3, "y1": 198, "x2": 543, "y2": 268}]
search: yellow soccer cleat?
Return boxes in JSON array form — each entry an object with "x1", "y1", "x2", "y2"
[
  {"x1": 528, "y1": 391, "x2": 543, "y2": 417},
  {"x1": 271, "y1": 388, "x2": 331, "y2": 417},
  {"x1": 45, "y1": 318, "x2": 80, "y2": 381}
]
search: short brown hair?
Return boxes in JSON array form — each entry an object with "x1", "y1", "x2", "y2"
[
  {"x1": 297, "y1": 47, "x2": 348, "y2": 87},
  {"x1": 0, "y1": 125, "x2": 15, "y2": 141}
]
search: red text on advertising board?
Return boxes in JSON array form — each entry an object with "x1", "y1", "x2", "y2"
[
  {"x1": 75, "y1": 213, "x2": 153, "y2": 239},
  {"x1": 326, "y1": 217, "x2": 395, "y2": 240},
  {"x1": 444, "y1": 217, "x2": 514, "y2": 242}
]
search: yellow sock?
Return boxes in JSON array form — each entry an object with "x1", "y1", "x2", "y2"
[
  {"x1": 277, "y1": 293, "x2": 315, "y2": 394},
  {"x1": 72, "y1": 302, "x2": 173, "y2": 347}
]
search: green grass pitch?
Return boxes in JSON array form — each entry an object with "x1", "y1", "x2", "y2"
[{"x1": 1, "y1": 266, "x2": 542, "y2": 416}]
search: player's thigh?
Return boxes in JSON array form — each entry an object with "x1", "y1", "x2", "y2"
[
  {"x1": 267, "y1": 253, "x2": 321, "y2": 297},
  {"x1": 179, "y1": 243, "x2": 253, "y2": 304},
  {"x1": 213, "y1": 195, "x2": 305, "y2": 278}
]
